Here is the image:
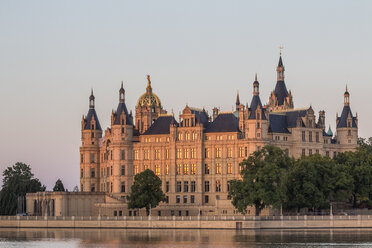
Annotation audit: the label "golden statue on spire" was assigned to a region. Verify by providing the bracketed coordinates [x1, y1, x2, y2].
[147, 74, 151, 86]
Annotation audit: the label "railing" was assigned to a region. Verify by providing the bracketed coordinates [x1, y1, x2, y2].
[1, 215, 372, 222]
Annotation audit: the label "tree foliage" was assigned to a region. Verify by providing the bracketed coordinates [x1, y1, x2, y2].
[334, 141, 372, 207]
[229, 145, 291, 215]
[53, 179, 65, 192]
[285, 155, 353, 211]
[0, 162, 45, 215]
[126, 169, 166, 215]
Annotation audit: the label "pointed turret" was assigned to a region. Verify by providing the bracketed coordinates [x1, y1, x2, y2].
[277, 56, 285, 81]
[337, 85, 356, 128]
[248, 74, 266, 120]
[235, 90, 240, 111]
[267, 50, 294, 111]
[327, 125, 333, 136]
[336, 85, 358, 147]
[113, 82, 132, 126]
[119, 81, 125, 103]
[84, 89, 102, 130]
[89, 89, 95, 109]
[344, 85, 350, 106]
[253, 73, 259, 96]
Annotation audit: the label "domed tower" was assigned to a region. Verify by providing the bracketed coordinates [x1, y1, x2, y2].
[80, 89, 102, 192]
[135, 75, 166, 133]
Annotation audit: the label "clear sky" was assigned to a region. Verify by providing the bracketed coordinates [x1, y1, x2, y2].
[0, 0, 371, 190]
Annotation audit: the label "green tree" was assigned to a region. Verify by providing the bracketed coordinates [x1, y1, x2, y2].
[0, 162, 45, 215]
[285, 154, 352, 212]
[335, 146, 372, 208]
[229, 145, 291, 216]
[53, 179, 65, 192]
[126, 169, 166, 216]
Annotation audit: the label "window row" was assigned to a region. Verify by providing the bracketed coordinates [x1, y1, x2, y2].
[134, 149, 169, 160]
[88, 182, 126, 193]
[143, 137, 170, 143]
[177, 132, 198, 141]
[204, 135, 235, 141]
[174, 181, 197, 193]
[301, 131, 321, 143]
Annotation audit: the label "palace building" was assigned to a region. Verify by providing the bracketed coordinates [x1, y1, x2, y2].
[27, 54, 359, 217]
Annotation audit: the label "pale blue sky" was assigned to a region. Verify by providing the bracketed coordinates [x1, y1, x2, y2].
[0, 0, 371, 189]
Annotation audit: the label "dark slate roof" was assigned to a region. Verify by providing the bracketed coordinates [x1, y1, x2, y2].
[143, 116, 178, 135]
[268, 114, 290, 133]
[285, 110, 307, 128]
[205, 113, 240, 133]
[248, 95, 267, 120]
[268, 110, 307, 134]
[191, 108, 209, 125]
[113, 102, 132, 125]
[337, 105, 357, 128]
[274, 81, 289, 106]
[84, 109, 102, 130]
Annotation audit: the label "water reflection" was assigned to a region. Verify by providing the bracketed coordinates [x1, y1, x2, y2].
[1, 228, 372, 247]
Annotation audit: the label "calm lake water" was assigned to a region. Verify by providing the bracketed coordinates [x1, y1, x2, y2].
[1, 228, 372, 247]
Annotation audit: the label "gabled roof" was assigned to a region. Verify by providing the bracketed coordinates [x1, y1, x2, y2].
[143, 116, 178, 135]
[337, 105, 357, 128]
[113, 102, 132, 125]
[205, 113, 240, 133]
[268, 114, 290, 133]
[84, 109, 102, 130]
[274, 81, 289, 106]
[248, 95, 267, 120]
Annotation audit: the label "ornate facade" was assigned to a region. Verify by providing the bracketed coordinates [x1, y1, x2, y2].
[79, 55, 358, 216]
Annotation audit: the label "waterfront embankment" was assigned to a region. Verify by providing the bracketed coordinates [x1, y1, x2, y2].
[1, 215, 372, 229]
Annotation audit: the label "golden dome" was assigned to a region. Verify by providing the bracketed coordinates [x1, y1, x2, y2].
[136, 75, 162, 107]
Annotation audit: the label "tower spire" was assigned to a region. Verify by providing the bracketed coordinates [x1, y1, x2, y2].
[253, 74, 259, 96]
[119, 81, 125, 103]
[89, 89, 95, 109]
[236, 90, 240, 111]
[344, 84, 350, 106]
[277, 46, 285, 81]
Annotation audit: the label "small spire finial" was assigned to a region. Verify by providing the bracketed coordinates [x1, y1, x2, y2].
[236, 90, 240, 109]
[255, 72, 258, 81]
[121, 81, 123, 88]
[147, 74, 151, 86]
[280, 46, 284, 56]
[91, 88, 93, 96]
[346, 84, 348, 92]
